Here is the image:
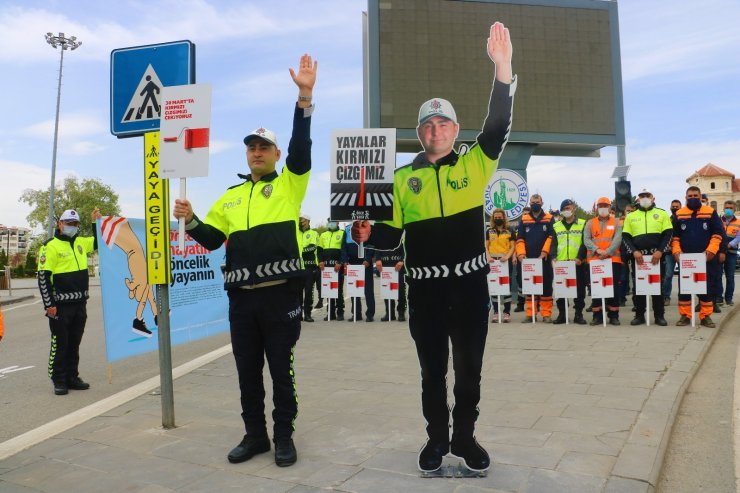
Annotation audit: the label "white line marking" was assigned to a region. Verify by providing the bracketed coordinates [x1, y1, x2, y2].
[3, 299, 42, 311]
[0, 343, 233, 460]
[0, 365, 34, 376]
[381, 193, 392, 206]
[330, 193, 343, 206]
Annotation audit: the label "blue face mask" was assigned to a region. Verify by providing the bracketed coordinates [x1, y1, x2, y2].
[62, 225, 79, 237]
[725, 208, 735, 217]
[327, 222, 338, 231]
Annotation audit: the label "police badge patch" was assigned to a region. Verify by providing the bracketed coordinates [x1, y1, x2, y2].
[77, 245, 83, 254]
[262, 184, 273, 199]
[40, 255, 46, 266]
[408, 177, 422, 194]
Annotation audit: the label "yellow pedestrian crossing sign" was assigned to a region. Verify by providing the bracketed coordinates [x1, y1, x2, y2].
[110, 40, 195, 137]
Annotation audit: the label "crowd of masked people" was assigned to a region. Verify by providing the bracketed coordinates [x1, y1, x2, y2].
[483, 186, 739, 328]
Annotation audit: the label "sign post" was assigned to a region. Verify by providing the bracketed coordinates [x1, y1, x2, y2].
[111, 40, 196, 429]
[678, 253, 707, 328]
[521, 259, 543, 325]
[330, 128, 396, 256]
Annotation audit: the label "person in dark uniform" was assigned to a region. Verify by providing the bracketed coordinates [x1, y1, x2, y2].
[172, 54, 317, 467]
[37, 207, 101, 395]
[341, 225, 375, 322]
[376, 243, 407, 321]
[352, 22, 515, 473]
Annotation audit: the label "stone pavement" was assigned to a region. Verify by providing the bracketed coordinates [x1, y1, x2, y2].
[0, 299, 737, 493]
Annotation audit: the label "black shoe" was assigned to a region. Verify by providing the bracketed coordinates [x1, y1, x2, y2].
[552, 314, 566, 325]
[655, 317, 668, 326]
[573, 313, 587, 325]
[314, 301, 323, 309]
[586, 305, 593, 312]
[398, 312, 406, 322]
[664, 297, 671, 306]
[631, 306, 636, 312]
[228, 435, 271, 464]
[336, 314, 344, 321]
[676, 315, 691, 326]
[727, 300, 735, 306]
[630, 317, 645, 326]
[323, 315, 329, 321]
[365, 317, 374, 322]
[590, 317, 603, 326]
[713, 303, 722, 314]
[380, 314, 396, 322]
[132, 318, 153, 338]
[450, 435, 490, 472]
[513, 304, 524, 313]
[303, 315, 314, 322]
[700, 316, 716, 328]
[68, 377, 90, 390]
[53, 382, 68, 395]
[418, 439, 449, 472]
[609, 317, 621, 326]
[274, 438, 297, 467]
[619, 300, 626, 307]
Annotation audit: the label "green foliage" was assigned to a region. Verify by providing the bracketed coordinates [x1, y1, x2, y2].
[0, 248, 7, 268]
[20, 176, 121, 236]
[24, 251, 37, 273]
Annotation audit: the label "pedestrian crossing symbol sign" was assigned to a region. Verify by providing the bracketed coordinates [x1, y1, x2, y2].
[110, 40, 195, 137]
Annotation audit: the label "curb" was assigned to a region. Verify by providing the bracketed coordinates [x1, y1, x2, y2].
[0, 295, 35, 306]
[609, 303, 740, 492]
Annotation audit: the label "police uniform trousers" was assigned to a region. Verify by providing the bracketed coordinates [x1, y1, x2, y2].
[631, 257, 666, 318]
[48, 301, 87, 385]
[408, 271, 489, 441]
[678, 256, 719, 320]
[302, 266, 319, 315]
[228, 281, 301, 440]
[556, 262, 587, 314]
[349, 262, 375, 320]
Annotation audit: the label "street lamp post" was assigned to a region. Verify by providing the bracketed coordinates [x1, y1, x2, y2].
[45, 32, 81, 239]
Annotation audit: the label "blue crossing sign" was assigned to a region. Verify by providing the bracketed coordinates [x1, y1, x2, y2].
[110, 40, 195, 137]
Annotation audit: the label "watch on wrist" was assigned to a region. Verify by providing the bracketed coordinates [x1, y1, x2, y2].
[298, 95, 312, 102]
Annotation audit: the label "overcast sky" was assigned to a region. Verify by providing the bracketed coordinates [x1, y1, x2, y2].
[1, 0, 739, 231]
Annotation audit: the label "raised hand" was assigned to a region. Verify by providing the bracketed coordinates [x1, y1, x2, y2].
[487, 22, 513, 83]
[289, 53, 318, 91]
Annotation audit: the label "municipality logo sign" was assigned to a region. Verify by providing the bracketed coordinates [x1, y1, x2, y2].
[484, 169, 529, 220]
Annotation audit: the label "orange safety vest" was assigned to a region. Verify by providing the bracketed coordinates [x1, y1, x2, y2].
[586, 215, 622, 264]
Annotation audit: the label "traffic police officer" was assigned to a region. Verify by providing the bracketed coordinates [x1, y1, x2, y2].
[673, 186, 724, 327]
[319, 220, 345, 320]
[37, 207, 100, 395]
[552, 199, 587, 324]
[352, 22, 515, 473]
[173, 54, 317, 467]
[621, 188, 672, 326]
[299, 212, 319, 322]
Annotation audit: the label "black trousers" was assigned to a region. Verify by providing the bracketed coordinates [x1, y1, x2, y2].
[48, 302, 87, 384]
[556, 263, 587, 314]
[228, 282, 301, 440]
[349, 263, 375, 320]
[302, 267, 319, 315]
[408, 271, 489, 441]
[631, 258, 665, 318]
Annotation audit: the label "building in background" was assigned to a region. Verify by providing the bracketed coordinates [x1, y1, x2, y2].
[0, 225, 32, 257]
[686, 163, 740, 213]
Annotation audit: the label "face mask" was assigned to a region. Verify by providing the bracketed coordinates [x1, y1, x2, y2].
[560, 210, 573, 219]
[530, 203, 542, 214]
[493, 218, 504, 226]
[670, 207, 679, 213]
[725, 209, 735, 217]
[639, 198, 652, 208]
[327, 222, 338, 231]
[597, 207, 610, 218]
[62, 225, 79, 237]
[686, 198, 702, 210]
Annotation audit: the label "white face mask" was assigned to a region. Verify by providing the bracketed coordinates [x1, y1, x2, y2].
[639, 197, 652, 208]
[62, 225, 79, 237]
[597, 207, 610, 218]
[560, 210, 573, 219]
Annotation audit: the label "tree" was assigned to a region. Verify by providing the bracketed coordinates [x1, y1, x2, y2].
[20, 176, 121, 236]
[0, 248, 7, 268]
[24, 251, 37, 274]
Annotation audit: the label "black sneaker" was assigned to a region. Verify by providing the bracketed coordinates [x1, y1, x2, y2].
[609, 317, 621, 326]
[132, 318, 153, 338]
[68, 377, 90, 390]
[228, 435, 271, 464]
[630, 316, 646, 326]
[53, 382, 68, 395]
[418, 439, 449, 472]
[274, 438, 297, 467]
[450, 435, 490, 472]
